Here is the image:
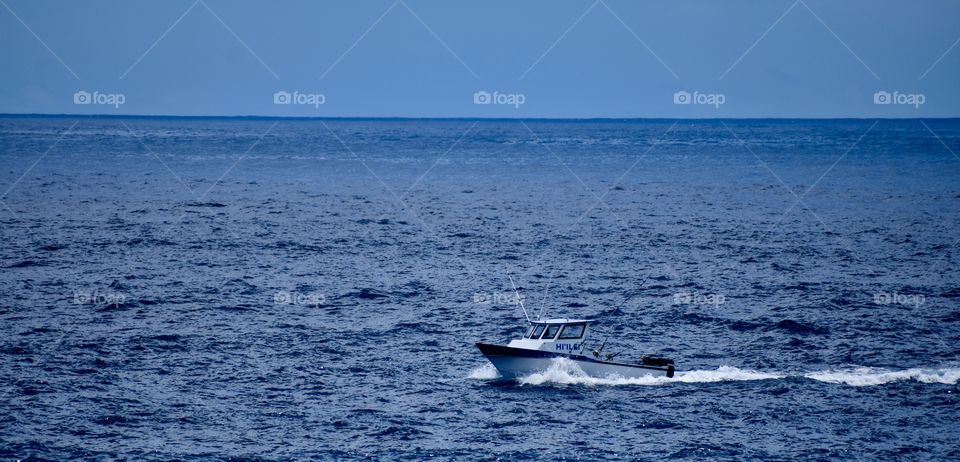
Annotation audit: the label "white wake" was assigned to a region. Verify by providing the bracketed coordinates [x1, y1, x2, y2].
[468, 358, 960, 387]
[517, 358, 781, 386]
[804, 367, 960, 387]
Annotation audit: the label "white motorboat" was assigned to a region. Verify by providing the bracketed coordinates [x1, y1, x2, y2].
[476, 318, 675, 379]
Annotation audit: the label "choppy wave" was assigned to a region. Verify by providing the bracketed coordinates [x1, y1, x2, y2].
[6, 118, 960, 460]
[469, 359, 960, 387]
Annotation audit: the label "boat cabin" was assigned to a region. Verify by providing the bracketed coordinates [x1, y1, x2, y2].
[507, 319, 592, 354]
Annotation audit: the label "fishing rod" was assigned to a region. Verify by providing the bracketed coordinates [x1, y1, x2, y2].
[592, 279, 647, 359]
[508, 275, 530, 323]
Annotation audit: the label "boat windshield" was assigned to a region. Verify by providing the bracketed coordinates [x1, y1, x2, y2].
[542, 324, 560, 339]
[558, 323, 586, 339]
[530, 324, 546, 339]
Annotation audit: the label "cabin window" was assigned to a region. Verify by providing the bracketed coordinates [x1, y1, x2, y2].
[525, 325, 535, 338]
[558, 323, 586, 339]
[530, 324, 546, 339]
[542, 324, 560, 339]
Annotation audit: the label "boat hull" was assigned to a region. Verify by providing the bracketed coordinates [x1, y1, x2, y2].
[476, 343, 674, 379]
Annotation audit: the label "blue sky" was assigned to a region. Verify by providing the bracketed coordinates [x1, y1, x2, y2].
[1, 0, 958, 118]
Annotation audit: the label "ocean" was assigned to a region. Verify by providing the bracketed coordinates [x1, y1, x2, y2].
[1, 116, 958, 461]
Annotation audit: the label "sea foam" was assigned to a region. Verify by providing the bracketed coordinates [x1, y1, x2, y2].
[804, 367, 960, 387]
[469, 359, 960, 387]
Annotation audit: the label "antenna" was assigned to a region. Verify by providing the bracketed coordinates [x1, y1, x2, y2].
[509, 276, 531, 323]
[537, 285, 547, 321]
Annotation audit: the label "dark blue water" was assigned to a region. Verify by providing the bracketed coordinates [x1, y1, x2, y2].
[1, 117, 958, 461]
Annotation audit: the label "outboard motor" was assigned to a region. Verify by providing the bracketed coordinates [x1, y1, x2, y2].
[638, 356, 676, 378]
[639, 355, 675, 367]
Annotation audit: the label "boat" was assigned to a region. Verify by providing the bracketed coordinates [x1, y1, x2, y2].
[476, 318, 675, 379]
